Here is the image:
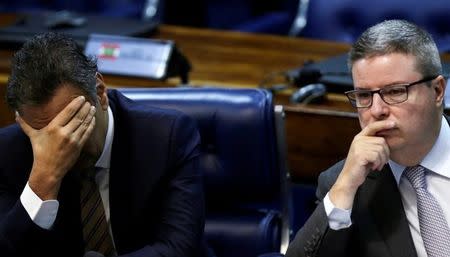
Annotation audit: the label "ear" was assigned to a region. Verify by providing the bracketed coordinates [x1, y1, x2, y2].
[95, 72, 109, 111]
[434, 75, 446, 108]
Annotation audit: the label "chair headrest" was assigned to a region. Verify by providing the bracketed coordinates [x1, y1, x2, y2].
[119, 87, 281, 202]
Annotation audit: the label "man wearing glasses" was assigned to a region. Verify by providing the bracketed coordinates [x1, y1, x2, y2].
[286, 20, 449, 257]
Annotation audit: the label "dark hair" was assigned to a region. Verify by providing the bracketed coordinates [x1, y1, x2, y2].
[348, 19, 442, 77]
[6, 32, 98, 111]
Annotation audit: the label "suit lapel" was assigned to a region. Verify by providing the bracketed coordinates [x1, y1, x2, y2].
[107, 97, 129, 254]
[366, 166, 417, 257]
[107, 93, 148, 254]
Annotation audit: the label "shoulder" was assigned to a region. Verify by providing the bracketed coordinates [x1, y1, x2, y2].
[107, 89, 199, 149]
[0, 124, 32, 187]
[0, 124, 29, 155]
[108, 88, 193, 124]
[316, 160, 345, 199]
[0, 123, 24, 140]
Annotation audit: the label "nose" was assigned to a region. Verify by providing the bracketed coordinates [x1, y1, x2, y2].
[370, 93, 389, 119]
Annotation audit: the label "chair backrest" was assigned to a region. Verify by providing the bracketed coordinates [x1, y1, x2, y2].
[118, 87, 290, 257]
[295, 0, 450, 52]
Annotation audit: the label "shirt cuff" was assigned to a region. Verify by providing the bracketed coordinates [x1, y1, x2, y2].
[323, 192, 352, 230]
[20, 182, 59, 230]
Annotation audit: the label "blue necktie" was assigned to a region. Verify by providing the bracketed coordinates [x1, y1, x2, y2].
[404, 165, 450, 257]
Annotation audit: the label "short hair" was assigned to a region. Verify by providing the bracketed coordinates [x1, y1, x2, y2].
[348, 19, 442, 77]
[6, 32, 98, 111]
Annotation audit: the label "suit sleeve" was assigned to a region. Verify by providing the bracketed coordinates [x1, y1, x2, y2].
[285, 160, 354, 257]
[0, 181, 59, 257]
[0, 127, 61, 257]
[119, 114, 204, 257]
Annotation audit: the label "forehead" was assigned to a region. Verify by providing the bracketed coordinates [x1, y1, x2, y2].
[20, 85, 87, 129]
[352, 53, 421, 89]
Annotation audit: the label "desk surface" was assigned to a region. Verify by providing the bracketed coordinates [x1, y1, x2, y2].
[0, 24, 351, 85]
[0, 15, 360, 181]
[152, 25, 351, 87]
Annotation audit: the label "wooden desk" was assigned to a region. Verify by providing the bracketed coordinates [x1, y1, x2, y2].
[284, 106, 359, 182]
[152, 25, 351, 87]
[0, 25, 351, 86]
[0, 17, 358, 182]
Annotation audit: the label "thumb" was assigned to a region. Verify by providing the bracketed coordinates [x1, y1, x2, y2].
[16, 112, 35, 136]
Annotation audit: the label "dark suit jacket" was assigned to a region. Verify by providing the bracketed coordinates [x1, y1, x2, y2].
[286, 161, 418, 257]
[288, 116, 450, 256]
[0, 89, 206, 257]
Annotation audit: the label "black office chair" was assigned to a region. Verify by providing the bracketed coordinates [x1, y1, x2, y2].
[118, 87, 291, 257]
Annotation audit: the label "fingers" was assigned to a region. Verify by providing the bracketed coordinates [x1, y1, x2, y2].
[331, 121, 393, 209]
[65, 102, 95, 133]
[356, 120, 394, 170]
[351, 134, 390, 171]
[364, 139, 390, 171]
[72, 106, 96, 142]
[31, 94, 96, 147]
[79, 117, 96, 146]
[360, 120, 396, 136]
[16, 112, 35, 136]
[380, 140, 390, 169]
[51, 96, 86, 127]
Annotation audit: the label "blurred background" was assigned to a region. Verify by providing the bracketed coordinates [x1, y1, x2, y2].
[3, 0, 450, 50]
[0, 0, 299, 34]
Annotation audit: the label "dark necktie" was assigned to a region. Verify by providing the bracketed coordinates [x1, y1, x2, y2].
[403, 165, 450, 257]
[80, 168, 115, 256]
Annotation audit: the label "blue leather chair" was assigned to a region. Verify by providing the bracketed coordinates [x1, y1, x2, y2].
[292, 0, 450, 52]
[119, 87, 291, 257]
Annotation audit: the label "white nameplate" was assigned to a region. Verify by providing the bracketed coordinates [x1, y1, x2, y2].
[84, 34, 173, 79]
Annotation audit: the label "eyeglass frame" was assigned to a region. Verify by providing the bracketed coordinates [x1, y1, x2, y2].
[345, 75, 439, 108]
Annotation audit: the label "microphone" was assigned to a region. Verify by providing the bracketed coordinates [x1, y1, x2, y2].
[291, 66, 322, 87]
[258, 64, 351, 94]
[290, 66, 350, 88]
[287, 66, 351, 103]
[84, 251, 105, 257]
[290, 83, 327, 104]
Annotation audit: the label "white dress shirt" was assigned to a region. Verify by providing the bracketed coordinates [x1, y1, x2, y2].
[324, 117, 450, 257]
[20, 107, 115, 230]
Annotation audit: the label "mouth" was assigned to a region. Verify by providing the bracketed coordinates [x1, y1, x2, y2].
[376, 128, 396, 137]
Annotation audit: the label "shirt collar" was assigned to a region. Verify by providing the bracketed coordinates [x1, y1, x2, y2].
[95, 106, 114, 169]
[390, 116, 450, 185]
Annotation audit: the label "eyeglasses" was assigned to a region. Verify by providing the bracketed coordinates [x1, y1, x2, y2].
[345, 75, 438, 108]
